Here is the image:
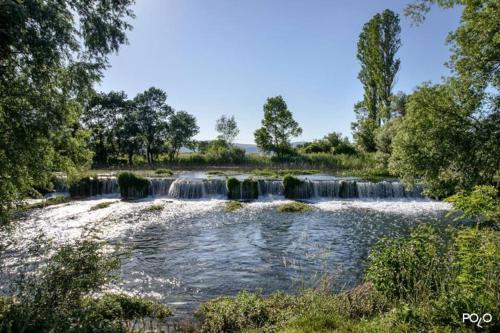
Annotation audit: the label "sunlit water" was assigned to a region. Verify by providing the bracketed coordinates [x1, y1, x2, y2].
[0, 197, 451, 317]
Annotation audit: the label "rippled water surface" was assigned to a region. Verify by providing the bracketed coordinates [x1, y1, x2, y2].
[0, 197, 451, 316]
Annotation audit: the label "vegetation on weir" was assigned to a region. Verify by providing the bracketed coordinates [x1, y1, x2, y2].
[154, 168, 174, 176]
[89, 201, 116, 211]
[225, 201, 244, 212]
[277, 201, 314, 213]
[117, 172, 150, 200]
[18, 196, 71, 212]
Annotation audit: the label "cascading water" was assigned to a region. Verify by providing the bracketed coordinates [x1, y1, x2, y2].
[258, 180, 284, 197]
[168, 178, 206, 199]
[149, 178, 175, 196]
[64, 175, 424, 200]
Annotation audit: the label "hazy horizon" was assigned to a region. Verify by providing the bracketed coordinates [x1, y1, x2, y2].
[98, 0, 461, 144]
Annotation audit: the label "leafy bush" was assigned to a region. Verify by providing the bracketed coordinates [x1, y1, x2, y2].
[283, 175, 312, 199]
[445, 185, 499, 226]
[277, 201, 314, 213]
[0, 239, 172, 332]
[117, 172, 150, 200]
[366, 225, 449, 303]
[227, 177, 241, 200]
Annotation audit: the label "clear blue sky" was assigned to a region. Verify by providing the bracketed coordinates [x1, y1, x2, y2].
[98, 0, 461, 144]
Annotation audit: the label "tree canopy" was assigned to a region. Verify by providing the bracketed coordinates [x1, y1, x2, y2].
[0, 0, 135, 222]
[254, 96, 302, 159]
[215, 115, 239, 145]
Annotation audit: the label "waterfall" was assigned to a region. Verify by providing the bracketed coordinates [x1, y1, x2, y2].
[69, 177, 119, 197]
[258, 180, 284, 197]
[205, 179, 228, 197]
[357, 181, 423, 198]
[168, 178, 206, 199]
[149, 178, 175, 196]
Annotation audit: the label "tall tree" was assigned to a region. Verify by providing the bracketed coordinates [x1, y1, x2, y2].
[0, 0, 134, 222]
[165, 111, 199, 161]
[254, 96, 302, 159]
[215, 115, 239, 145]
[116, 101, 142, 166]
[390, 0, 500, 196]
[134, 87, 172, 164]
[83, 91, 128, 166]
[353, 9, 401, 151]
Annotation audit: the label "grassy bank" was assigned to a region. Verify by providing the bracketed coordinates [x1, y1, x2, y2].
[195, 225, 500, 332]
[87, 152, 388, 178]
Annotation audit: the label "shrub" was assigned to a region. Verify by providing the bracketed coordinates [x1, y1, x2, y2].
[227, 177, 241, 200]
[242, 179, 259, 200]
[0, 239, 172, 332]
[445, 185, 499, 226]
[283, 175, 312, 199]
[154, 168, 173, 176]
[277, 201, 314, 213]
[117, 172, 150, 200]
[365, 225, 449, 303]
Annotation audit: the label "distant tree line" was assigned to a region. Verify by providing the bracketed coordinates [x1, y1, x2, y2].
[83, 87, 199, 165]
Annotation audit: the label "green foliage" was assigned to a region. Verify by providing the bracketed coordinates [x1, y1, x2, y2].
[225, 201, 244, 212]
[254, 96, 302, 159]
[0, 239, 171, 332]
[90, 201, 115, 211]
[0, 0, 134, 223]
[144, 204, 164, 212]
[205, 139, 246, 164]
[445, 185, 499, 225]
[389, 83, 498, 198]
[242, 179, 259, 200]
[18, 196, 71, 211]
[251, 169, 320, 178]
[227, 177, 242, 200]
[134, 87, 173, 164]
[366, 225, 499, 331]
[283, 175, 309, 199]
[353, 9, 401, 151]
[277, 201, 314, 213]
[165, 111, 200, 161]
[215, 115, 240, 144]
[366, 225, 449, 302]
[154, 168, 174, 176]
[117, 172, 150, 200]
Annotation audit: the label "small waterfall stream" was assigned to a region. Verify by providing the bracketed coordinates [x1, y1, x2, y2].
[63, 176, 424, 200]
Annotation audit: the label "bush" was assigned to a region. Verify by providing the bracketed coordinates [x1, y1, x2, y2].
[0, 239, 172, 332]
[445, 185, 499, 226]
[242, 179, 259, 200]
[283, 175, 312, 199]
[366, 225, 449, 303]
[227, 177, 241, 200]
[117, 172, 150, 200]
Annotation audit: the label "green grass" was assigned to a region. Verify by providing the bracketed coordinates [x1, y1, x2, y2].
[154, 168, 173, 176]
[89, 201, 116, 211]
[251, 168, 321, 178]
[277, 201, 314, 213]
[225, 201, 244, 212]
[144, 204, 163, 212]
[207, 170, 227, 176]
[19, 196, 71, 211]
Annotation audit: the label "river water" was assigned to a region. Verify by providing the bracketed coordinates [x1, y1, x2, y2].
[0, 196, 451, 317]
